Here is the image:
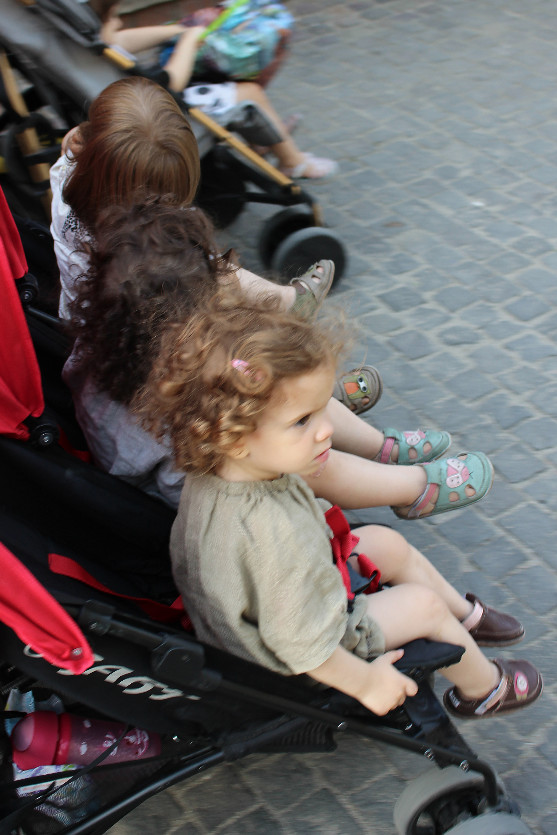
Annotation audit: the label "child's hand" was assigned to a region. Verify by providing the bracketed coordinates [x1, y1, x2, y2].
[180, 24, 207, 44]
[358, 650, 418, 715]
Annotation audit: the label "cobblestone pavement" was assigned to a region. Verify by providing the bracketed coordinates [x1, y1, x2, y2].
[110, 1, 557, 832]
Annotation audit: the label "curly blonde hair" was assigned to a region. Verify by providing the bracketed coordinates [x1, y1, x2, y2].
[135, 289, 344, 474]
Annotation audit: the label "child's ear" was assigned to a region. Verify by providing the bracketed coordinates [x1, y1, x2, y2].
[228, 441, 249, 459]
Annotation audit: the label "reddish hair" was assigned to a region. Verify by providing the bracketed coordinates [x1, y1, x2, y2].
[63, 77, 200, 230]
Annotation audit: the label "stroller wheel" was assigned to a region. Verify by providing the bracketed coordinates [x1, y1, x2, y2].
[443, 812, 534, 834]
[393, 765, 510, 835]
[258, 205, 315, 267]
[270, 226, 346, 283]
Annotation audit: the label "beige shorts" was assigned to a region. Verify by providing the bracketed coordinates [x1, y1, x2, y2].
[342, 593, 386, 660]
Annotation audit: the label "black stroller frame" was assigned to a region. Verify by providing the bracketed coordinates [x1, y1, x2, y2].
[0, 0, 347, 281]
[0, 208, 535, 834]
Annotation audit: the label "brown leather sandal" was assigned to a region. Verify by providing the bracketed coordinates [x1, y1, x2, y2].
[462, 593, 524, 646]
[444, 658, 542, 719]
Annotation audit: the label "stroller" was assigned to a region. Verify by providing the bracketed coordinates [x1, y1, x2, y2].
[0, 0, 347, 282]
[0, 186, 536, 834]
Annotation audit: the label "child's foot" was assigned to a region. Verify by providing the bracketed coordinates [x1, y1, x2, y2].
[280, 153, 338, 180]
[461, 593, 524, 646]
[251, 113, 303, 157]
[290, 259, 335, 318]
[376, 428, 451, 465]
[333, 366, 383, 415]
[444, 658, 542, 718]
[393, 452, 494, 520]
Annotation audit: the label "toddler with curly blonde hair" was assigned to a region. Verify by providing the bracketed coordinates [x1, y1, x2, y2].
[135, 291, 541, 720]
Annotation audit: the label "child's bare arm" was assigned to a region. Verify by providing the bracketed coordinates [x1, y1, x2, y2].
[308, 646, 418, 715]
[101, 19, 190, 54]
[163, 26, 206, 92]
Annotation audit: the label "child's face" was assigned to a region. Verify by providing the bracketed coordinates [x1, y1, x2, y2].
[228, 363, 335, 482]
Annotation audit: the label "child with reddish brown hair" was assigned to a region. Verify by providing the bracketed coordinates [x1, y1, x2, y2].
[88, 0, 337, 179]
[135, 289, 541, 719]
[51, 76, 332, 319]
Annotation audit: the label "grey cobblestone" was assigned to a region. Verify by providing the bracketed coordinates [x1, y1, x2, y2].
[109, 0, 557, 832]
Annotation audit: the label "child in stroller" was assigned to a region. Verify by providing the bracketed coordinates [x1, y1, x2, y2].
[136, 288, 542, 720]
[88, 0, 338, 180]
[64, 195, 493, 515]
[0, 183, 539, 835]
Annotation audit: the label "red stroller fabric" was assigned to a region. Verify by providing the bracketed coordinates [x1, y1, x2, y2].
[0, 541, 94, 673]
[0, 186, 44, 439]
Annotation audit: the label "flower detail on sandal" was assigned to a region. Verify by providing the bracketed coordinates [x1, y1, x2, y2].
[376, 428, 451, 465]
[393, 451, 494, 520]
[333, 366, 383, 415]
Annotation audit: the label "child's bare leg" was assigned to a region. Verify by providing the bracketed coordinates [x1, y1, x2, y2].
[304, 449, 428, 509]
[233, 267, 296, 309]
[235, 82, 333, 176]
[353, 525, 472, 620]
[309, 400, 479, 514]
[327, 397, 435, 461]
[220, 264, 330, 312]
[366, 584, 499, 699]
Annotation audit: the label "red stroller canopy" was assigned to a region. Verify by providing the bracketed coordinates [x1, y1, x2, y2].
[0, 541, 94, 673]
[0, 186, 44, 439]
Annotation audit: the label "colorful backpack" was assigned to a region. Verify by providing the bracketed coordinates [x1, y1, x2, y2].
[161, 1, 294, 84]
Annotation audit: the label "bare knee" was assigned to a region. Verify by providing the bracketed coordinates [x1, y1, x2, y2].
[236, 81, 266, 103]
[358, 525, 413, 581]
[406, 584, 450, 636]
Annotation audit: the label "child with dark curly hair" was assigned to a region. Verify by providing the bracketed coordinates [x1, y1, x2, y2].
[55, 76, 488, 512]
[134, 290, 541, 719]
[67, 198, 496, 516]
[62, 197, 233, 504]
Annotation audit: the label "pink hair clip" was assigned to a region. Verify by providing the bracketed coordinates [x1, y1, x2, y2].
[231, 358, 250, 375]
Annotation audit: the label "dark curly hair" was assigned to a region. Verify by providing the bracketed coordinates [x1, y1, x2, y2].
[69, 196, 234, 405]
[135, 288, 344, 474]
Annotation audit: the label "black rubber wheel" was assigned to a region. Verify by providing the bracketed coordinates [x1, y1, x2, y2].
[445, 813, 533, 834]
[196, 149, 247, 228]
[258, 205, 315, 267]
[394, 767, 494, 835]
[269, 226, 347, 283]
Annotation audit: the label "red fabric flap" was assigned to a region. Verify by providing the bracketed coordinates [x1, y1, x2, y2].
[0, 542, 94, 673]
[49, 553, 190, 628]
[0, 187, 44, 439]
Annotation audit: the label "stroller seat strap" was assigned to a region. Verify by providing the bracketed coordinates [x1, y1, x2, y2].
[48, 553, 191, 629]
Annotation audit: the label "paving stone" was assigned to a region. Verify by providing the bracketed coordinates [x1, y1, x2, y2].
[280, 789, 366, 834]
[491, 445, 546, 483]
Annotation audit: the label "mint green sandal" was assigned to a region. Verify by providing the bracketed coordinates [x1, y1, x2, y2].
[393, 452, 494, 520]
[290, 259, 335, 318]
[376, 428, 451, 465]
